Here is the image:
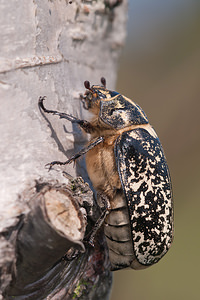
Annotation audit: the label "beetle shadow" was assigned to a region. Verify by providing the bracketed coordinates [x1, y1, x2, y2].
[38, 101, 93, 187]
[63, 123, 92, 185]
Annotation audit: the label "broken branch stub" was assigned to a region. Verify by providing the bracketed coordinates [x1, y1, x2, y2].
[5, 179, 112, 300]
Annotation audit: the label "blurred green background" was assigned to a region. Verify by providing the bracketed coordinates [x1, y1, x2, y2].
[111, 1, 200, 300]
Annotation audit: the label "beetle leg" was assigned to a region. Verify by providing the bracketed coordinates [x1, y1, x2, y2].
[38, 96, 95, 133]
[86, 193, 111, 247]
[46, 136, 104, 171]
[80, 94, 90, 110]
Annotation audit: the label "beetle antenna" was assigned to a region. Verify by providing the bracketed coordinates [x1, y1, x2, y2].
[84, 80, 93, 92]
[84, 80, 90, 89]
[101, 77, 106, 88]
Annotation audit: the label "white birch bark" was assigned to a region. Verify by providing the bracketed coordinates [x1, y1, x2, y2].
[0, 1, 127, 298]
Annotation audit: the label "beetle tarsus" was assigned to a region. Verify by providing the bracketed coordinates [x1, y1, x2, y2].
[45, 160, 73, 171]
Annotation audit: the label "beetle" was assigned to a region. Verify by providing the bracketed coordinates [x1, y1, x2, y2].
[38, 77, 173, 270]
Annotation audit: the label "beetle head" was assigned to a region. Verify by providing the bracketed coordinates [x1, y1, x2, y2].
[80, 77, 118, 111]
[80, 78, 148, 129]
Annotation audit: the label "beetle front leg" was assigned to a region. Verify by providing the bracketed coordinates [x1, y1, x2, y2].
[46, 136, 104, 171]
[38, 96, 95, 134]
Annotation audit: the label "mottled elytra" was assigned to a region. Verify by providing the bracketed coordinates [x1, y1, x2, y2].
[38, 78, 173, 270]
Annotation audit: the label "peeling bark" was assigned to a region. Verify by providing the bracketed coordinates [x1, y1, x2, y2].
[0, 0, 127, 299]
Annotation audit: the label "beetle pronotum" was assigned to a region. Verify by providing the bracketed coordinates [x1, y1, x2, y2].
[38, 78, 173, 270]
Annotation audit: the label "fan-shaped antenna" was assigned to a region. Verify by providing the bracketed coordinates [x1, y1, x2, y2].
[84, 80, 93, 92]
[101, 77, 106, 88]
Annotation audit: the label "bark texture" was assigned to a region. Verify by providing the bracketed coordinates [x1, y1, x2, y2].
[0, 0, 127, 299]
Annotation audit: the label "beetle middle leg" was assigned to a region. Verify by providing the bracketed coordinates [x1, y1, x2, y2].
[46, 136, 104, 170]
[38, 96, 104, 169]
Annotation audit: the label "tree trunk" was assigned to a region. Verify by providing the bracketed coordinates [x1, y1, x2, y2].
[0, 0, 127, 299]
